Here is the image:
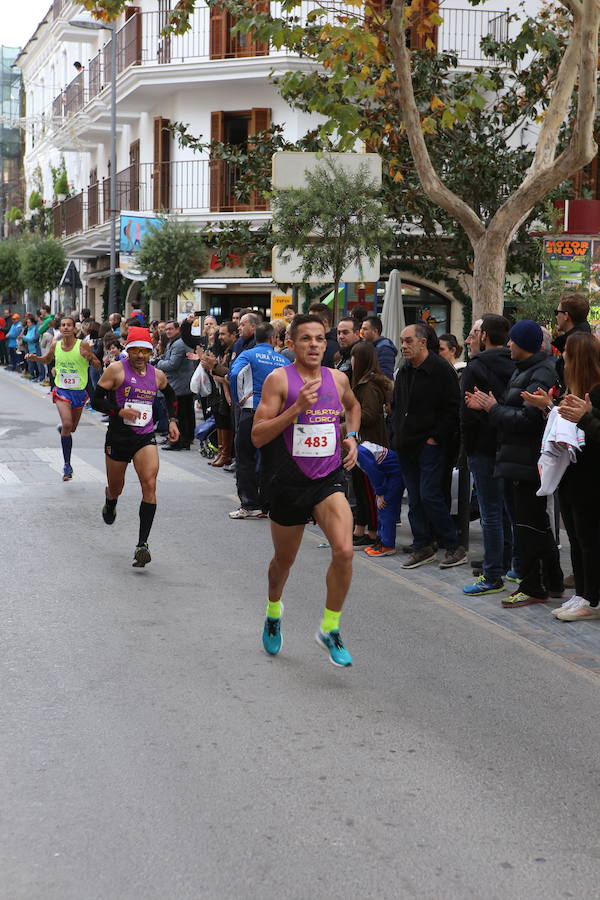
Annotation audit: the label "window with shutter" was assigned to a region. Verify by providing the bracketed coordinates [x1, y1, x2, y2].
[366, 0, 438, 51]
[153, 117, 171, 211]
[209, 111, 226, 210]
[210, 2, 270, 60]
[129, 140, 140, 210]
[123, 6, 142, 69]
[209, 110, 271, 211]
[249, 108, 271, 210]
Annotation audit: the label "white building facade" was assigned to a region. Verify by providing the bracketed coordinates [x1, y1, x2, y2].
[17, 0, 520, 329]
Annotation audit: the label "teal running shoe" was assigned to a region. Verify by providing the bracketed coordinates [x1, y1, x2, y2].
[463, 575, 505, 596]
[62, 464, 73, 481]
[315, 630, 353, 667]
[262, 617, 282, 655]
[505, 570, 520, 583]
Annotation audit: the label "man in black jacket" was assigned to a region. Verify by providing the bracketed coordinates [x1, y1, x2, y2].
[461, 315, 515, 596]
[335, 317, 361, 376]
[392, 323, 466, 569]
[552, 292, 591, 390]
[309, 302, 340, 368]
[466, 319, 563, 608]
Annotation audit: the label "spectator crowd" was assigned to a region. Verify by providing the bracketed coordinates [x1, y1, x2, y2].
[2, 291, 599, 621]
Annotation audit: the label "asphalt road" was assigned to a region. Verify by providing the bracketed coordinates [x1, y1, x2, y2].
[2, 368, 600, 900]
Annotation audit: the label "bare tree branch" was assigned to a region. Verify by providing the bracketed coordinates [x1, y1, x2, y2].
[528, 4, 582, 172]
[558, 0, 583, 18]
[489, 0, 600, 241]
[389, 0, 486, 244]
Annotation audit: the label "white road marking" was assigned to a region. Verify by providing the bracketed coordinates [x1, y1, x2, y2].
[28, 447, 206, 484]
[32, 448, 106, 482]
[0, 464, 20, 484]
[156, 458, 207, 483]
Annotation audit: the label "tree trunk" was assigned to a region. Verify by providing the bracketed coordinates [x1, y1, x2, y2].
[471, 232, 510, 322]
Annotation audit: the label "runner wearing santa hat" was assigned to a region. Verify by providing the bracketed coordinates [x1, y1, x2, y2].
[25, 315, 101, 481]
[92, 326, 180, 567]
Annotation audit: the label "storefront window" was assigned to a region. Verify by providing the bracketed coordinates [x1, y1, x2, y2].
[400, 282, 451, 335]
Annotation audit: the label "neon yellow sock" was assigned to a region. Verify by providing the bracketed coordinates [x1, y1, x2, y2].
[321, 608, 341, 633]
[266, 599, 282, 619]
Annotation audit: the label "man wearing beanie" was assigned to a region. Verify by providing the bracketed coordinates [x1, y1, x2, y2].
[465, 319, 563, 608]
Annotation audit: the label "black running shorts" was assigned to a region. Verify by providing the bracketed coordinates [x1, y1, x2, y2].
[105, 428, 157, 463]
[268, 467, 347, 527]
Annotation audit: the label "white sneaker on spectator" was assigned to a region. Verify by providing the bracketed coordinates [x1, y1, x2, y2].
[551, 595, 581, 618]
[229, 507, 267, 519]
[556, 597, 600, 621]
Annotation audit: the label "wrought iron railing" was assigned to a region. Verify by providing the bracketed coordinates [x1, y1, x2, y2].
[52, 159, 268, 238]
[49, 5, 509, 127]
[439, 8, 509, 63]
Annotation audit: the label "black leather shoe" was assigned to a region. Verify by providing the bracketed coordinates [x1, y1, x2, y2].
[161, 444, 181, 451]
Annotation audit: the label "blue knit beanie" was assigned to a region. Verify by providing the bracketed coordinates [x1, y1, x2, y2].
[509, 319, 543, 354]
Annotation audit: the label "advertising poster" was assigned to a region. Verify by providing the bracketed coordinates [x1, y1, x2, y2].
[119, 211, 164, 278]
[542, 237, 592, 287]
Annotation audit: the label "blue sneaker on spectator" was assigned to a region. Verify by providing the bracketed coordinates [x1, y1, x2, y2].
[463, 575, 505, 596]
[505, 570, 520, 583]
[315, 630, 353, 667]
[262, 617, 282, 655]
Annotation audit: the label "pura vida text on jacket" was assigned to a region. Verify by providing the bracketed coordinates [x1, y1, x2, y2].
[390, 339, 460, 457]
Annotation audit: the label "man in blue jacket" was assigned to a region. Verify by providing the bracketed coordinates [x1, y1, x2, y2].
[7, 314, 23, 371]
[228, 322, 289, 519]
[361, 315, 398, 380]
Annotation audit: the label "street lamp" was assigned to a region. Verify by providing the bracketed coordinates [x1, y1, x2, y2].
[69, 17, 118, 316]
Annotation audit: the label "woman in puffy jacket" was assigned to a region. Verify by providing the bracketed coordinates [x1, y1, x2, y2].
[350, 341, 393, 550]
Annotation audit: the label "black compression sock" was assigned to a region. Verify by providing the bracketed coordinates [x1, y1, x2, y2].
[60, 435, 72, 465]
[138, 501, 156, 546]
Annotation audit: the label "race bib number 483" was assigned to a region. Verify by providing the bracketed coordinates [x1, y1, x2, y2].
[292, 423, 336, 457]
[124, 401, 152, 426]
[58, 371, 81, 389]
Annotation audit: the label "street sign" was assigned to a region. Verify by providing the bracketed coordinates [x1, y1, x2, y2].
[272, 247, 380, 284]
[272, 152, 382, 189]
[271, 294, 293, 318]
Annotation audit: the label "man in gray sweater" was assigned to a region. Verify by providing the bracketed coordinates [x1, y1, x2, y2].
[156, 320, 196, 450]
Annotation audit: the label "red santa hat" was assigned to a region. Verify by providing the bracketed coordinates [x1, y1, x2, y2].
[125, 326, 153, 350]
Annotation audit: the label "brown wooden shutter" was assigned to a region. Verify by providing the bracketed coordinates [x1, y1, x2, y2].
[250, 0, 269, 57]
[209, 111, 226, 211]
[129, 140, 140, 209]
[407, 0, 438, 50]
[123, 6, 142, 68]
[153, 117, 171, 210]
[249, 108, 271, 210]
[210, 7, 227, 59]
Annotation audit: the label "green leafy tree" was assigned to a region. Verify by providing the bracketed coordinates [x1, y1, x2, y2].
[272, 160, 392, 324]
[136, 217, 207, 319]
[19, 237, 66, 301]
[0, 240, 24, 300]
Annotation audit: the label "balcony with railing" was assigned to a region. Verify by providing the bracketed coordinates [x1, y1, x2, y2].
[48, 4, 509, 133]
[439, 7, 509, 65]
[52, 158, 268, 239]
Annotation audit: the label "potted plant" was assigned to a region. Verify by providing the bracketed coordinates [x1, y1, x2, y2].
[6, 206, 24, 224]
[29, 190, 43, 211]
[54, 171, 69, 201]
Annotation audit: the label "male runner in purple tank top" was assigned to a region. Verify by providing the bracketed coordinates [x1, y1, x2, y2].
[252, 315, 361, 667]
[92, 326, 180, 568]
